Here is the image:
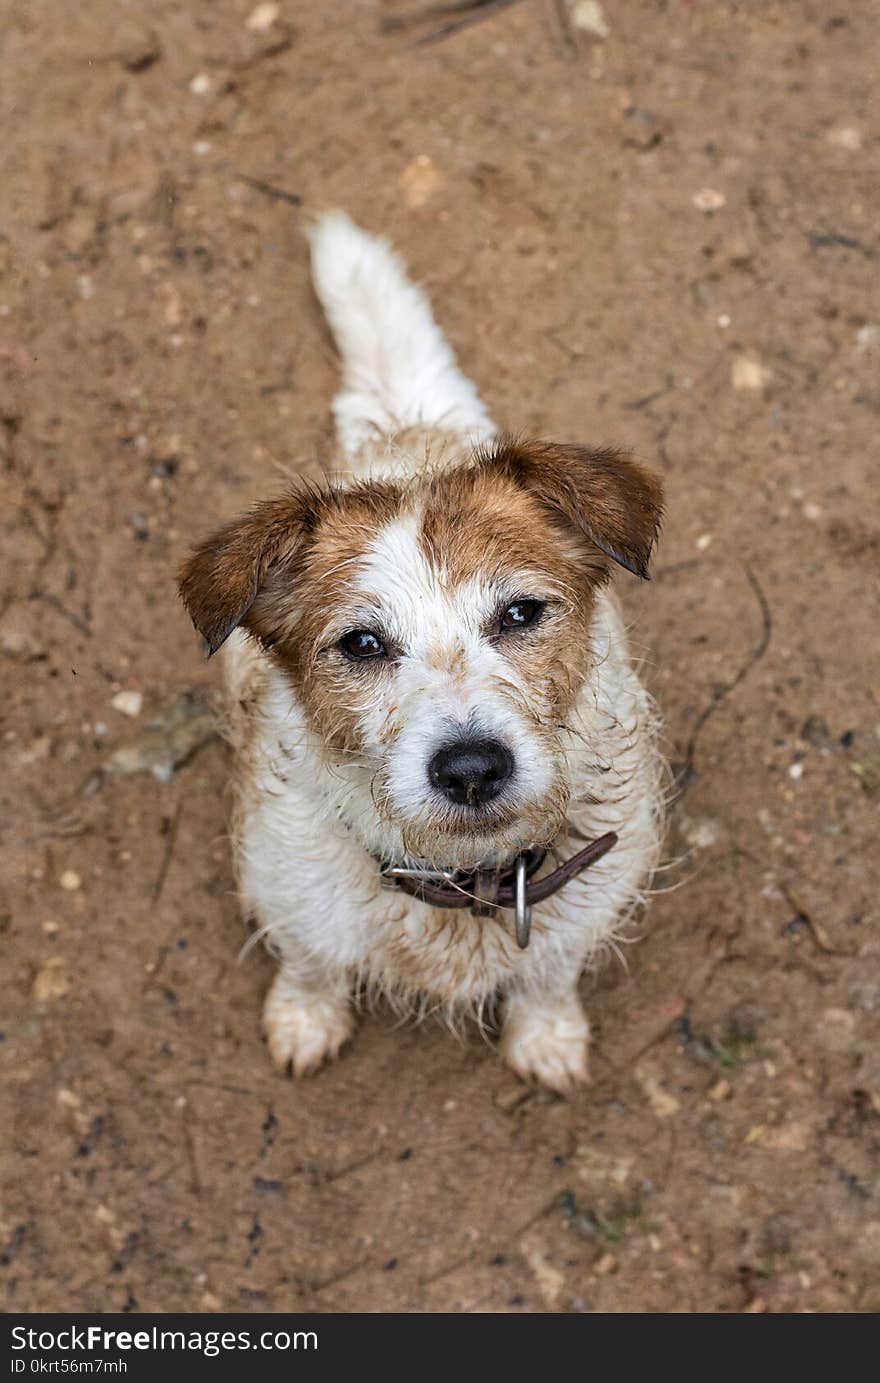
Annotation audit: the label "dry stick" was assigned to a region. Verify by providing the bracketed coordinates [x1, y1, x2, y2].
[381, 0, 524, 46]
[153, 800, 183, 901]
[233, 32, 295, 73]
[623, 375, 676, 412]
[779, 881, 845, 957]
[420, 1189, 559, 1287]
[417, 0, 523, 46]
[323, 1149, 385, 1184]
[29, 591, 92, 637]
[179, 1101, 202, 1195]
[381, 0, 511, 32]
[235, 174, 301, 206]
[310, 1259, 371, 1295]
[675, 561, 772, 797]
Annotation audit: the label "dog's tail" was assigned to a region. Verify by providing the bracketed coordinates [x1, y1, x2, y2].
[306, 211, 495, 458]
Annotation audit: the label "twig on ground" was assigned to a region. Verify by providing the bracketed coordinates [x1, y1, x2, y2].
[152, 801, 183, 902]
[779, 882, 845, 956]
[28, 590, 92, 637]
[381, 0, 524, 47]
[674, 561, 772, 798]
[235, 174, 301, 206]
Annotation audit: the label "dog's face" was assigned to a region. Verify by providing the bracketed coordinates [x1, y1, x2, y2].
[179, 439, 662, 867]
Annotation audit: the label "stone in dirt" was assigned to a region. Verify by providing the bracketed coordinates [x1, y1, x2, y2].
[105, 698, 218, 783]
[568, 1, 609, 38]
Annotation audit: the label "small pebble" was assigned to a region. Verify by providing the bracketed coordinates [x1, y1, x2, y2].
[32, 957, 70, 1002]
[789, 763, 803, 780]
[635, 1066, 680, 1118]
[399, 154, 443, 209]
[568, 0, 609, 37]
[826, 126, 861, 150]
[731, 355, 772, 391]
[59, 870, 81, 891]
[696, 533, 713, 551]
[246, 2, 279, 30]
[111, 690, 143, 718]
[855, 324, 880, 353]
[189, 72, 211, 95]
[692, 188, 726, 213]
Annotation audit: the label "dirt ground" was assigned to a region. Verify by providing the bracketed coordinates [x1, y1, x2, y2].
[1, 0, 878, 1315]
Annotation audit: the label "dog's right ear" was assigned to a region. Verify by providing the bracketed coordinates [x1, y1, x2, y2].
[177, 494, 316, 656]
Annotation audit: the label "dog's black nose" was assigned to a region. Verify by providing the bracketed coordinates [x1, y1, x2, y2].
[429, 738, 514, 807]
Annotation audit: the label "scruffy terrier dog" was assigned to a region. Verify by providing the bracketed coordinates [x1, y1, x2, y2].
[179, 213, 664, 1092]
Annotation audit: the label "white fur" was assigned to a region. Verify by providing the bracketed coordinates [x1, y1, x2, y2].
[219, 214, 664, 1089]
[350, 509, 558, 852]
[306, 211, 495, 463]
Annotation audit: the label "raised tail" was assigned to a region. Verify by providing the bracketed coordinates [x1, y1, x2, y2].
[306, 211, 495, 458]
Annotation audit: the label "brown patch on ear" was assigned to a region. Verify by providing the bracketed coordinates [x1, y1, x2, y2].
[177, 493, 318, 655]
[479, 436, 664, 579]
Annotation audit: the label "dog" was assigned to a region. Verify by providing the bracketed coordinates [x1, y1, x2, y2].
[178, 212, 664, 1092]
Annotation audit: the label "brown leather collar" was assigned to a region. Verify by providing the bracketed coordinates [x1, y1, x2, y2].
[382, 827, 617, 948]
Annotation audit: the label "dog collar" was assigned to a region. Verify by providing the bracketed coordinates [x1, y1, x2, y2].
[381, 829, 617, 950]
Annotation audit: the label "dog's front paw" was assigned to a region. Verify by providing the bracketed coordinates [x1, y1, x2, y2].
[501, 995, 590, 1094]
[263, 977, 354, 1077]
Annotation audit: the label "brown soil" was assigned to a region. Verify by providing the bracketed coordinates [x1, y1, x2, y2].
[2, 0, 878, 1314]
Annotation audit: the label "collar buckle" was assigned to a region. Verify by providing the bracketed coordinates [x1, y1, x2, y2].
[514, 853, 532, 949]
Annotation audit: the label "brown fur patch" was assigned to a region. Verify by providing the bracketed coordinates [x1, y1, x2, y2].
[248, 482, 404, 753]
[475, 436, 664, 579]
[178, 492, 319, 656]
[178, 481, 403, 657]
[420, 462, 607, 599]
[416, 460, 609, 725]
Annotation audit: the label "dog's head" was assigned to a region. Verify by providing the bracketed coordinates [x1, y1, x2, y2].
[179, 438, 662, 867]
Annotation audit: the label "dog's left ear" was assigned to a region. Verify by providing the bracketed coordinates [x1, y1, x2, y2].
[481, 438, 664, 579]
[177, 494, 316, 656]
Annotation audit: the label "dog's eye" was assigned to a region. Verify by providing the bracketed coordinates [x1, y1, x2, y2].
[338, 629, 387, 660]
[499, 599, 544, 633]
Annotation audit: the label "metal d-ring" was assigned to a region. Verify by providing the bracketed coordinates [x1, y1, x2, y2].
[514, 852, 532, 950]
